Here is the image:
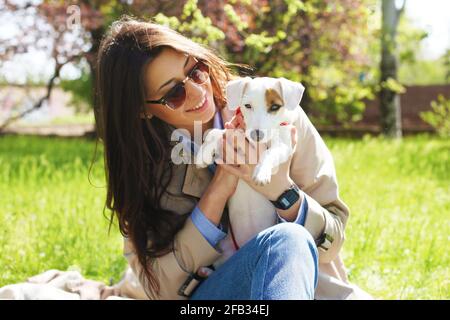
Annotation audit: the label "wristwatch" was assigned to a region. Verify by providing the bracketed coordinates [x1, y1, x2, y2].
[270, 184, 300, 210]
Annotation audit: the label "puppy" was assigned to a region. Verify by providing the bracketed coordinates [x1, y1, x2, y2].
[196, 77, 305, 260]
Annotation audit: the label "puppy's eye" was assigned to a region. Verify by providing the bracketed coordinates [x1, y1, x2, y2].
[244, 103, 252, 109]
[270, 104, 281, 112]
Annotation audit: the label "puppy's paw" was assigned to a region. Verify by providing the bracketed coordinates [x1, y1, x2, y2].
[196, 161, 209, 169]
[196, 144, 218, 168]
[195, 149, 212, 168]
[252, 164, 272, 185]
[196, 129, 223, 168]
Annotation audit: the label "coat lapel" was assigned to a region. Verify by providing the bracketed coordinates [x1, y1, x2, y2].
[181, 164, 213, 199]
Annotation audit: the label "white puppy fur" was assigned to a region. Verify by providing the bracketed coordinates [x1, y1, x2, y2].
[196, 77, 305, 256]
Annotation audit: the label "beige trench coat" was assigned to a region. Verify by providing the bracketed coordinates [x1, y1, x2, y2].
[122, 106, 373, 300]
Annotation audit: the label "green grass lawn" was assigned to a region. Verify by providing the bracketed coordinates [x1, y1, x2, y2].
[0, 134, 448, 299]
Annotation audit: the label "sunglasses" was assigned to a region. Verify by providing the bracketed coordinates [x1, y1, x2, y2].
[146, 58, 210, 110]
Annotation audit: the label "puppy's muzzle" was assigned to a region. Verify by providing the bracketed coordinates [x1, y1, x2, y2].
[250, 129, 265, 142]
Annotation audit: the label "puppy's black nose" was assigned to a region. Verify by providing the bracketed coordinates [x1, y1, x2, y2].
[250, 129, 264, 142]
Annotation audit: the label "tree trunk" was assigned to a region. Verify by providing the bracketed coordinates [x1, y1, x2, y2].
[0, 55, 81, 133]
[380, 0, 405, 138]
[297, 9, 312, 114]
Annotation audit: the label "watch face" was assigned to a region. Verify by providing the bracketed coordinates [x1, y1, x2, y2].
[280, 198, 292, 208]
[276, 186, 300, 210]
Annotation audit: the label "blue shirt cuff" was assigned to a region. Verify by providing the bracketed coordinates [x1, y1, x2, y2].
[191, 205, 227, 248]
[277, 191, 308, 226]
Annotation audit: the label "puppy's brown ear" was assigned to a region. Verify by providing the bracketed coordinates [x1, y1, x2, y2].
[226, 76, 251, 110]
[277, 77, 305, 110]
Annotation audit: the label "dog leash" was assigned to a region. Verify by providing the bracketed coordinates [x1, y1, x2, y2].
[228, 222, 240, 251]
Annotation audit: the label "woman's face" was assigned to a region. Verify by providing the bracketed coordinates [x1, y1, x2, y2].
[142, 47, 216, 133]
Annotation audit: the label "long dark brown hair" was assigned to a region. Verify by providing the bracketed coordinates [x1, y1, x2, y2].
[95, 15, 248, 298]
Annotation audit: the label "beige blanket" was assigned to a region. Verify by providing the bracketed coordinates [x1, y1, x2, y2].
[0, 267, 147, 300]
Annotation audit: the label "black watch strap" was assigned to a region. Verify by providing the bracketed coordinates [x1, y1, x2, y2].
[270, 184, 300, 210]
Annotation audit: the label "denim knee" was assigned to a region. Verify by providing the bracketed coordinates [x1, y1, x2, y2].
[258, 223, 319, 289]
[267, 223, 316, 249]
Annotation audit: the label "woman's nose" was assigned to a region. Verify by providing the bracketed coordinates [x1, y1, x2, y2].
[185, 79, 206, 107]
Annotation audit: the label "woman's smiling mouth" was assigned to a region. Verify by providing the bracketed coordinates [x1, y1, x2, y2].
[187, 95, 208, 112]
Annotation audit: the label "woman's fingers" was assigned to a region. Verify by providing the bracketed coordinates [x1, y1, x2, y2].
[229, 130, 248, 162]
[227, 140, 246, 165]
[228, 131, 247, 165]
[224, 117, 237, 129]
[224, 121, 234, 129]
[227, 129, 252, 164]
[215, 130, 252, 179]
[236, 113, 245, 129]
[228, 129, 268, 165]
[217, 131, 245, 165]
[217, 125, 297, 186]
[224, 111, 245, 130]
[218, 163, 243, 178]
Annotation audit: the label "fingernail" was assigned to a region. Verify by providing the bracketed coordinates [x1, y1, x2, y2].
[235, 107, 241, 115]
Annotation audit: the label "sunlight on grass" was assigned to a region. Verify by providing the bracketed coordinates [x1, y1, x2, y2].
[326, 134, 449, 299]
[0, 134, 448, 299]
[0, 136, 126, 286]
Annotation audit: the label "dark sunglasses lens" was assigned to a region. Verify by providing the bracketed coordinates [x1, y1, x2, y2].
[166, 84, 186, 109]
[191, 62, 209, 84]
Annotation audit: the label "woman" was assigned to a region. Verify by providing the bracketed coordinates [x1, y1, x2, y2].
[96, 16, 370, 300]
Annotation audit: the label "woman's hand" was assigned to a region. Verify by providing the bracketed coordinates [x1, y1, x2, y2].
[220, 111, 298, 201]
[210, 163, 239, 199]
[198, 156, 239, 227]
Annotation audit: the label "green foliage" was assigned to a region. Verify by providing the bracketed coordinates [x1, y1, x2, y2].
[399, 52, 450, 86]
[141, 0, 377, 125]
[98, 0, 131, 29]
[397, 17, 429, 65]
[243, 31, 284, 53]
[246, 0, 375, 125]
[50, 0, 381, 125]
[153, 0, 225, 46]
[380, 77, 406, 94]
[420, 95, 450, 137]
[224, 4, 248, 32]
[46, 0, 445, 126]
[367, 6, 445, 86]
[396, 18, 449, 86]
[399, 60, 448, 85]
[1, 134, 448, 299]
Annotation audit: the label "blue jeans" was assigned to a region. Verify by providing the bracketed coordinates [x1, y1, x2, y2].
[190, 223, 319, 300]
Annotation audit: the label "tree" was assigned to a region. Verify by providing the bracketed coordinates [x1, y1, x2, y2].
[1, 0, 375, 131]
[0, 0, 214, 131]
[195, 0, 376, 125]
[380, 0, 406, 138]
[0, 0, 102, 132]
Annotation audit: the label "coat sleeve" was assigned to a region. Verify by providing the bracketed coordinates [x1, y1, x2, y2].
[123, 216, 222, 300]
[290, 106, 350, 264]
